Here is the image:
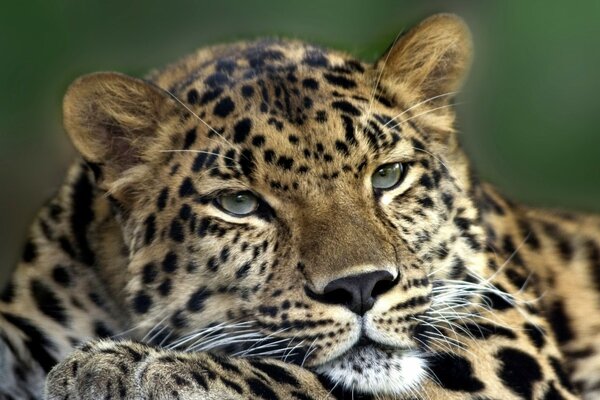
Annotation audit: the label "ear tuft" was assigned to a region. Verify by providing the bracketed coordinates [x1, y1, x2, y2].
[63, 72, 175, 172]
[377, 14, 473, 102]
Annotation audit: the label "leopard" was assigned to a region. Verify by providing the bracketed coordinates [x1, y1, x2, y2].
[1, 13, 599, 400]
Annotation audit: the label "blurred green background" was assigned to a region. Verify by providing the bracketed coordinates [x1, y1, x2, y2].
[2, 1, 600, 286]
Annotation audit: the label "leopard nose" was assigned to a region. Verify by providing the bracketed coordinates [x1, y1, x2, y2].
[310, 270, 396, 315]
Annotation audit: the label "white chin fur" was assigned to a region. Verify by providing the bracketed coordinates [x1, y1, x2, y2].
[315, 345, 426, 395]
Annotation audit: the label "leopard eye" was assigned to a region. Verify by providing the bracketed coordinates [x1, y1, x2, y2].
[372, 162, 405, 190]
[216, 191, 259, 216]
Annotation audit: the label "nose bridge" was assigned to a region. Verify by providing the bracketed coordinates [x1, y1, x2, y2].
[298, 200, 396, 291]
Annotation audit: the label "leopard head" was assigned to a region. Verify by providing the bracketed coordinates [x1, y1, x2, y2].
[63, 14, 480, 396]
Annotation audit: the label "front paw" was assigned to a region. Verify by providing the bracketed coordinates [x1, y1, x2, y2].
[45, 341, 149, 399]
[46, 341, 267, 400]
[46, 340, 331, 400]
[137, 354, 239, 400]
[137, 352, 332, 400]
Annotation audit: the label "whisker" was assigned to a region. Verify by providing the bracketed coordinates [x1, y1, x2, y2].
[233, 338, 293, 357]
[301, 338, 319, 367]
[162, 88, 235, 149]
[158, 330, 173, 347]
[413, 319, 460, 352]
[113, 309, 171, 342]
[283, 338, 305, 363]
[365, 29, 406, 121]
[159, 149, 237, 163]
[187, 330, 261, 353]
[389, 102, 463, 131]
[145, 323, 170, 345]
[484, 233, 531, 284]
[382, 91, 458, 129]
[232, 327, 291, 356]
[168, 321, 255, 350]
[243, 345, 299, 359]
[325, 378, 342, 399]
[413, 146, 464, 190]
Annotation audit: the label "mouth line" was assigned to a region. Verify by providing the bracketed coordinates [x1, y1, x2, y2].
[353, 336, 408, 355]
[313, 335, 409, 369]
[353, 336, 388, 351]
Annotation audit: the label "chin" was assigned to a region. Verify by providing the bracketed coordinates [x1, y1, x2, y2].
[314, 340, 427, 396]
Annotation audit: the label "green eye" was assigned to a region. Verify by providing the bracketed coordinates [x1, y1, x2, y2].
[216, 192, 259, 216]
[372, 162, 405, 190]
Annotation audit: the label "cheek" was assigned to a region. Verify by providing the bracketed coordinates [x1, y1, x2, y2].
[182, 223, 282, 301]
[385, 200, 446, 258]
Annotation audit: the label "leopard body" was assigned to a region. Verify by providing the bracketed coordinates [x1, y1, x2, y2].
[1, 14, 599, 400]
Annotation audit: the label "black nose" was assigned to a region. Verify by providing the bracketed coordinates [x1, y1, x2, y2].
[310, 270, 396, 315]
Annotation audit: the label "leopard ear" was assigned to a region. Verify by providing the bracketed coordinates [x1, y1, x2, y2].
[377, 14, 473, 103]
[63, 72, 178, 188]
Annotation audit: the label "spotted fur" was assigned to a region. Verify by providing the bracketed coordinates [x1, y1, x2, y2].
[1, 14, 598, 400]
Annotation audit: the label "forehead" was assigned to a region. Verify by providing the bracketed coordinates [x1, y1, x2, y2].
[157, 40, 421, 192]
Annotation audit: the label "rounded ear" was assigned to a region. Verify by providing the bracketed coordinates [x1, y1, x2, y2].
[63, 72, 178, 186]
[377, 14, 473, 103]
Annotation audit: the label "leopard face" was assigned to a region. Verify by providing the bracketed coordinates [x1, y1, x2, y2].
[63, 15, 479, 396]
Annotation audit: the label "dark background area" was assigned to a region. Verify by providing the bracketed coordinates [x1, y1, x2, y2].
[2, 1, 600, 286]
